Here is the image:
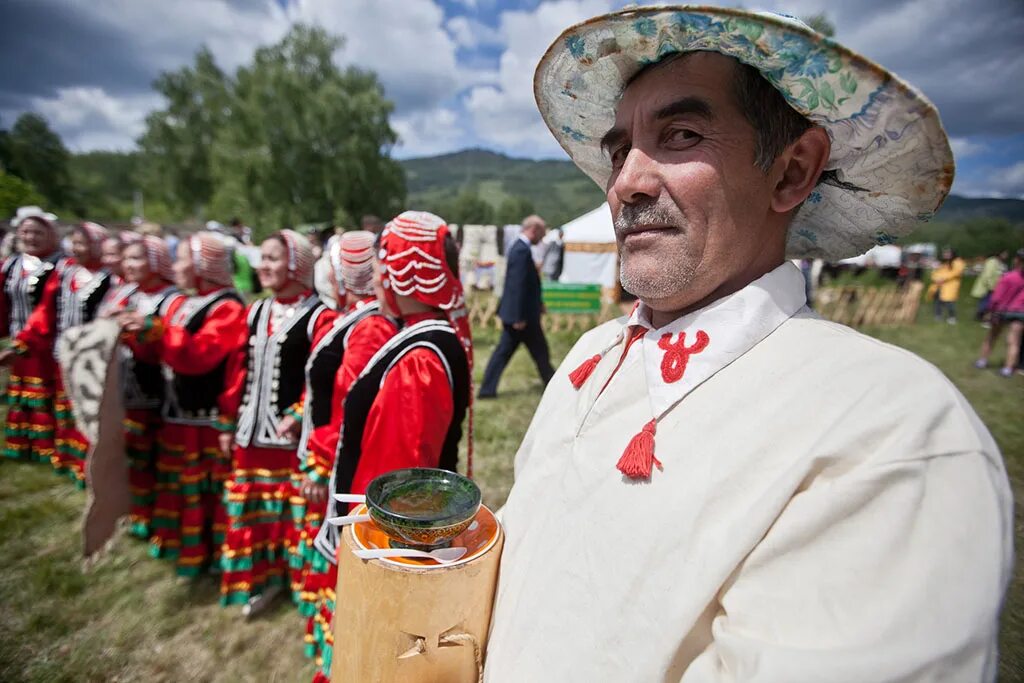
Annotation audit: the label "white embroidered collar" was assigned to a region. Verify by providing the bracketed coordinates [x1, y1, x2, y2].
[625, 262, 807, 420]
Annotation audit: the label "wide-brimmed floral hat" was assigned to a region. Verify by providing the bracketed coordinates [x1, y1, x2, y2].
[534, 5, 954, 260]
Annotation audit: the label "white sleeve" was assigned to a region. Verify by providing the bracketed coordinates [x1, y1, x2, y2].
[681, 451, 1013, 683]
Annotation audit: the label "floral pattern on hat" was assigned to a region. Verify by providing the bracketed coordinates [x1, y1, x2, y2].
[534, 5, 954, 261]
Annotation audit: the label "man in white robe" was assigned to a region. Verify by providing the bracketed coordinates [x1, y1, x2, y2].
[484, 7, 1013, 682]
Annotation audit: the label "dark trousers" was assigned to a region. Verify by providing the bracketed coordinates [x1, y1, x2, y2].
[479, 321, 555, 397]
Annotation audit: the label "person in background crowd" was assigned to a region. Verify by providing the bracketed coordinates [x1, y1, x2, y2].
[127, 232, 246, 578]
[208, 220, 258, 297]
[975, 249, 1024, 378]
[101, 237, 125, 283]
[0, 207, 63, 466]
[313, 233, 339, 310]
[216, 230, 332, 617]
[293, 231, 398, 668]
[478, 214, 555, 398]
[10, 221, 113, 486]
[360, 214, 384, 235]
[112, 236, 179, 538]
[929, 247, 965, 324]
[541, 225, 565, 281]
[971, 250, 1009, 324]
[312, 211, 473, 683]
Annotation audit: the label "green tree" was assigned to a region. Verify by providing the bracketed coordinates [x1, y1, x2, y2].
[496, 195, 535, 225]
[802, 13, 836, 38]
[0, 170, 45, 219]
[440, 189, 494, 225]
[6, 113, 72, 208]
[139, 47, 231, 217]
[210, 25, 404, 235]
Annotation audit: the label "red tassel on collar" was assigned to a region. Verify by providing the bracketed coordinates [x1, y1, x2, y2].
[616, 419, 662, 480]
[568, 354, 602, 389]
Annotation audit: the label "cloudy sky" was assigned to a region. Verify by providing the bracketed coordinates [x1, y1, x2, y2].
[1, 0, 1022, 197]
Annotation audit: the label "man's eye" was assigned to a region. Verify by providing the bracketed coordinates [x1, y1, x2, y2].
[665, 128, 701, 146]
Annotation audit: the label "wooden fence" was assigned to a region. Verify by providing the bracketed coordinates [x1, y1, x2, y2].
[815, 281, 924, 327]
[467, 282, 925, 334]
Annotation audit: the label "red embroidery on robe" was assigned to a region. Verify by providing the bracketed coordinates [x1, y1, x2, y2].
[657, 330, 709, 383]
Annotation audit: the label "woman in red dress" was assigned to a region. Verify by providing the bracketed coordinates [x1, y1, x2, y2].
[110, 236, 178, 539]
[217, 230, 334, 616]
[289, 231, 398, 661]
[310, 211, 474, 681]
[123, 232, 246, 577]
[7, 221, 114, 485]
[0, 207, 62, 466]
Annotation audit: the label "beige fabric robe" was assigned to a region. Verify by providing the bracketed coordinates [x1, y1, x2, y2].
[484, 278, 1013, 682]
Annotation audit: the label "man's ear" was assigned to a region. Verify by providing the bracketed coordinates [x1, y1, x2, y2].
[770, 126, 831, 214]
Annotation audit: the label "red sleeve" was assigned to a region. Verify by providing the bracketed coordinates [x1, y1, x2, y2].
[213, 303, 254, 426]
[348, 347, 453, 496]
[14, 268, 60, 355]
[160, 298, 247, 375]
[304, 315, 397, 481]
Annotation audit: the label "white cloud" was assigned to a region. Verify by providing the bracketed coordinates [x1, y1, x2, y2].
[950, 137, 987, 160]
[20, 87, 161, 152]
[392, 107, 465, 157]
[464, 0, 612, 156]
[987, 161, 1024, 197]
[446, 16, 504, 50]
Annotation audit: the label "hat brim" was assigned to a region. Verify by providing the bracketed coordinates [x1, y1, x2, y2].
[534, 5, 954, 260]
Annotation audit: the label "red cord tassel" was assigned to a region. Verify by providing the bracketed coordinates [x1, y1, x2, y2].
[568, 354, 602, 389]
[616, 419, 662, 480]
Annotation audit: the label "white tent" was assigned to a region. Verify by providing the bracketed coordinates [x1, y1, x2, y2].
[559, 203, 618, 287]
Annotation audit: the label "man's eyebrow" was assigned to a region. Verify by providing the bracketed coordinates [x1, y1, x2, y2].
[600, 127, 627, 154]
[654, 96, 714, 122]
[601, 96, 714, 155]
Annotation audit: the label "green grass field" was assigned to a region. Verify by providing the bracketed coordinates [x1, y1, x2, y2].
[0, 291, 1020, 682]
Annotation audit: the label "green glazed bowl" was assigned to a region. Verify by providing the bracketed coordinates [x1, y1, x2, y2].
[365, 468, 481, 550]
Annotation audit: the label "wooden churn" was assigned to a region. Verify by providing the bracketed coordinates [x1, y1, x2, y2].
[331, 506, 503, 682]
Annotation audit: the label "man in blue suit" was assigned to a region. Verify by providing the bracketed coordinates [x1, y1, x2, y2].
[479, 215, 555, 398]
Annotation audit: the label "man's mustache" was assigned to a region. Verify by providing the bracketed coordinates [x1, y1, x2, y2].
[613, 199, 685, 235]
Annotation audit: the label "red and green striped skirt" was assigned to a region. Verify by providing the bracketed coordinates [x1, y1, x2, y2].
[53, 373, 88, 488]
[309, 572, 338, 682]
[220, 445, 298, 606]
[288, 475, 331, 619]
[124, 408, 162, 539]
[2, 355, 57, 466]
[149, 422, 229, 578]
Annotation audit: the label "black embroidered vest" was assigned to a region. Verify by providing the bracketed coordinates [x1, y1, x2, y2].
[162, 289, 243, 426]
[234, 294, 324, 449]
[1, 253, 59, 337]
[295, 300, 382, 457]
[316, 319, 470, 561]
[121, 285, 178, 410]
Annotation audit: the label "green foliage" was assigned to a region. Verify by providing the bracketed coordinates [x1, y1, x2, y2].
[0, 170, 44, 218]
[5, 113, 73, 208]
[211, 25, 405, 235]
[138, 47, 230, 216]
[66, 151, 141, 221]
[496, 195, 535, 225]
[401, 148, 605, 227]
[905, 218, 1024, 258]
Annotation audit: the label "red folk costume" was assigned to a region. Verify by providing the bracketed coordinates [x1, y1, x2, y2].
[110, 236, 179, 538]
[0, 209, 62, 466]
[14, 222, 114, 485]
[146, 233, 245, 577]
[309, 211, 474, 680]
[288, 232, 398, 655]
[217, 230, 334, 608]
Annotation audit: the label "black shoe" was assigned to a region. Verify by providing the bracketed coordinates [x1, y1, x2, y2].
[477, 392, 497, 400]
